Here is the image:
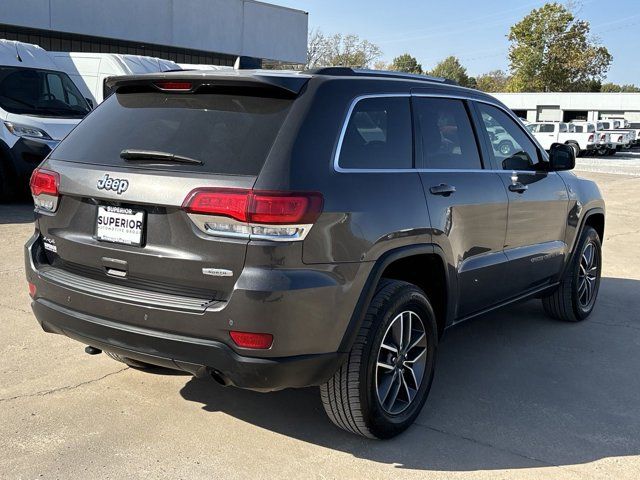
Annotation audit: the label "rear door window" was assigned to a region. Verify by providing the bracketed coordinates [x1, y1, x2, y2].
[413, 97, 482, 169]
[51, 91, 293, 175]
[338, 96, 412, 169]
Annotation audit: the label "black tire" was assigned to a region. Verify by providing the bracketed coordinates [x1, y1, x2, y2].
[105, 351, 152, 369]
[542, 226, 602, 322]
[567, 142, 580, 158]
[0, 158, 12, 202]
[320, 279, 438, 439]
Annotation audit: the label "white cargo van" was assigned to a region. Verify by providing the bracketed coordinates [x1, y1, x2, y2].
[177, 63, 232, 71]
[0, 40, 91, 198]
[50, 53, 181, 105]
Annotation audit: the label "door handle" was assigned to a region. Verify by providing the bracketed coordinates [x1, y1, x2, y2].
[429, 184, 456, 196]
[509, 182, 528, 193]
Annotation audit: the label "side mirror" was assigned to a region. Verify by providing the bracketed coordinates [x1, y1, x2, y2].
[85, 98, 94, 109]
[548, 143, 575, 171]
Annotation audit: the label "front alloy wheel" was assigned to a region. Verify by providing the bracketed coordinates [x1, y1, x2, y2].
[542, 226, 601, 322]
[577, 240, 599, 310]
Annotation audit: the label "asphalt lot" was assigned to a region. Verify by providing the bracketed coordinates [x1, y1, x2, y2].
[1, 160, 639, 479]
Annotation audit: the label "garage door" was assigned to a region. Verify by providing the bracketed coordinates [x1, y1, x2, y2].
[537, 106, 561, 122]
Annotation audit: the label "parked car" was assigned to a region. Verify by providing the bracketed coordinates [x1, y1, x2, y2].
[25, 68, 605, 439]
[0, 40, 91, 199]
[526, 121, 597, 157]
[49, 52, 180, 105]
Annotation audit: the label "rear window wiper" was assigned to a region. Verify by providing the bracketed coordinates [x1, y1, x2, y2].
[120, 149, 203, 165]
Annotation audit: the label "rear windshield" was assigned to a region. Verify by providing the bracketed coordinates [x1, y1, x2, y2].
[51, 91, 293, 175]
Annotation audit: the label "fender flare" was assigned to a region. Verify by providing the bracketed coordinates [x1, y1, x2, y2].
[337, 243, 454, 353]
[562, 206, 605, 276]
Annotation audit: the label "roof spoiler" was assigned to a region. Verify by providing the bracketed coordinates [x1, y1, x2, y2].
[105, 71, 309, 96]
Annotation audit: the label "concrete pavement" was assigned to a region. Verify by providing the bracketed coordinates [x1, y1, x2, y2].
[1, 169, 639, 479]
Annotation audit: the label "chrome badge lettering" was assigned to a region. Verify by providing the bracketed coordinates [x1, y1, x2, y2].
[202, 268, 233, 277]
[97, 174, 129, 195]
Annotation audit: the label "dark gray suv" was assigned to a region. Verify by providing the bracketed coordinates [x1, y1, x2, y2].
[25, 68, 605, 438]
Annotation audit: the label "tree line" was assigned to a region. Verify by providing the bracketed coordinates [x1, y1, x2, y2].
[303, 3, 638, 93]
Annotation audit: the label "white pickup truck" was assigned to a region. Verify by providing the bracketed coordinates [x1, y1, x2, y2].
[569, 121, 613, 156]
[628, 122, 640, 147]
[526, 122, 597, 158]
[599, 120, 635, 151]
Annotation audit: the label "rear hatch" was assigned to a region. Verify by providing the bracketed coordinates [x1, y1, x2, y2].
[33, 76, 302, 309]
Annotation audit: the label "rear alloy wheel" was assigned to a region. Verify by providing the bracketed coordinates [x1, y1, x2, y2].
[376, 310, 428, 415]
[320, 279, 437, 439]
[543, 226, 602, 322]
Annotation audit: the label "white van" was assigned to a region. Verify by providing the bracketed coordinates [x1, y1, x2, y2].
[50, 53, 181, 105]
[0, 40, 92, 198]
[177, 63, 233, 71]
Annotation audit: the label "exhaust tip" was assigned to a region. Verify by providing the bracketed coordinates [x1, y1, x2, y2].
[84, 346, 102, 355]
[209, 369, 230, 387]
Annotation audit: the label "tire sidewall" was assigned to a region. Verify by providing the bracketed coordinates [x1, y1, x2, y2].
[360, 286, 438, 438]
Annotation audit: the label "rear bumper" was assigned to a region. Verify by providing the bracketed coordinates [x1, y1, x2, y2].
[31, 297, 345, 391]
[25, 233, 356, 391]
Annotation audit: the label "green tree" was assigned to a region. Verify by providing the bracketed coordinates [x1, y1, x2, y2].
[476, 70, 510, 92]
[306, 29, 382, 69]
[390, 53, 422, 74]
[507, 2, 612, 92]
[428, 56, 474, 87]
[601, 83, 640, 93]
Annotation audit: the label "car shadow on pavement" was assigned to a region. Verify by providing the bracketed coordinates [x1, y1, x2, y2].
[0, 200, 34, 225]
[180, 276, 640, 472]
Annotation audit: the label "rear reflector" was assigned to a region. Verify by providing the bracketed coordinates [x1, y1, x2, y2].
[154, 81, 193, 91]
[183, 188, 323, 225]
[28, 282, 36, 298]
[230, 331, 273, 349]
[30, 168, 59, 197]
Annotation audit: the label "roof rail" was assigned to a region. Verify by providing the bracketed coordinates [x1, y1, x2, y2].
[305, 67, 458, 85]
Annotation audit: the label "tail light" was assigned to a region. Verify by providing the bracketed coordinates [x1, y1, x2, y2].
[30, 168, 60, 212]
[230, 331, 273, 349]
[588, 134, 594, 142]
[618, 135, 624, 143]
[28, 282, 36, 298]
[600, 134, 606, 142]
[183, 188, 323, 241]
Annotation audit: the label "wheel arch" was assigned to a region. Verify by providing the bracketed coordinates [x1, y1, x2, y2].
[338, 244, 454, 353]
[562, 207, 605, 277]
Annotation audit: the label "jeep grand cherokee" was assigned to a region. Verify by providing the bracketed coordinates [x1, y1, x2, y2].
[25, 68, 605, 438]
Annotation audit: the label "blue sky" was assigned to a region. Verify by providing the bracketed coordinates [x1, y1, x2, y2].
[272, 0, 640, 85]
